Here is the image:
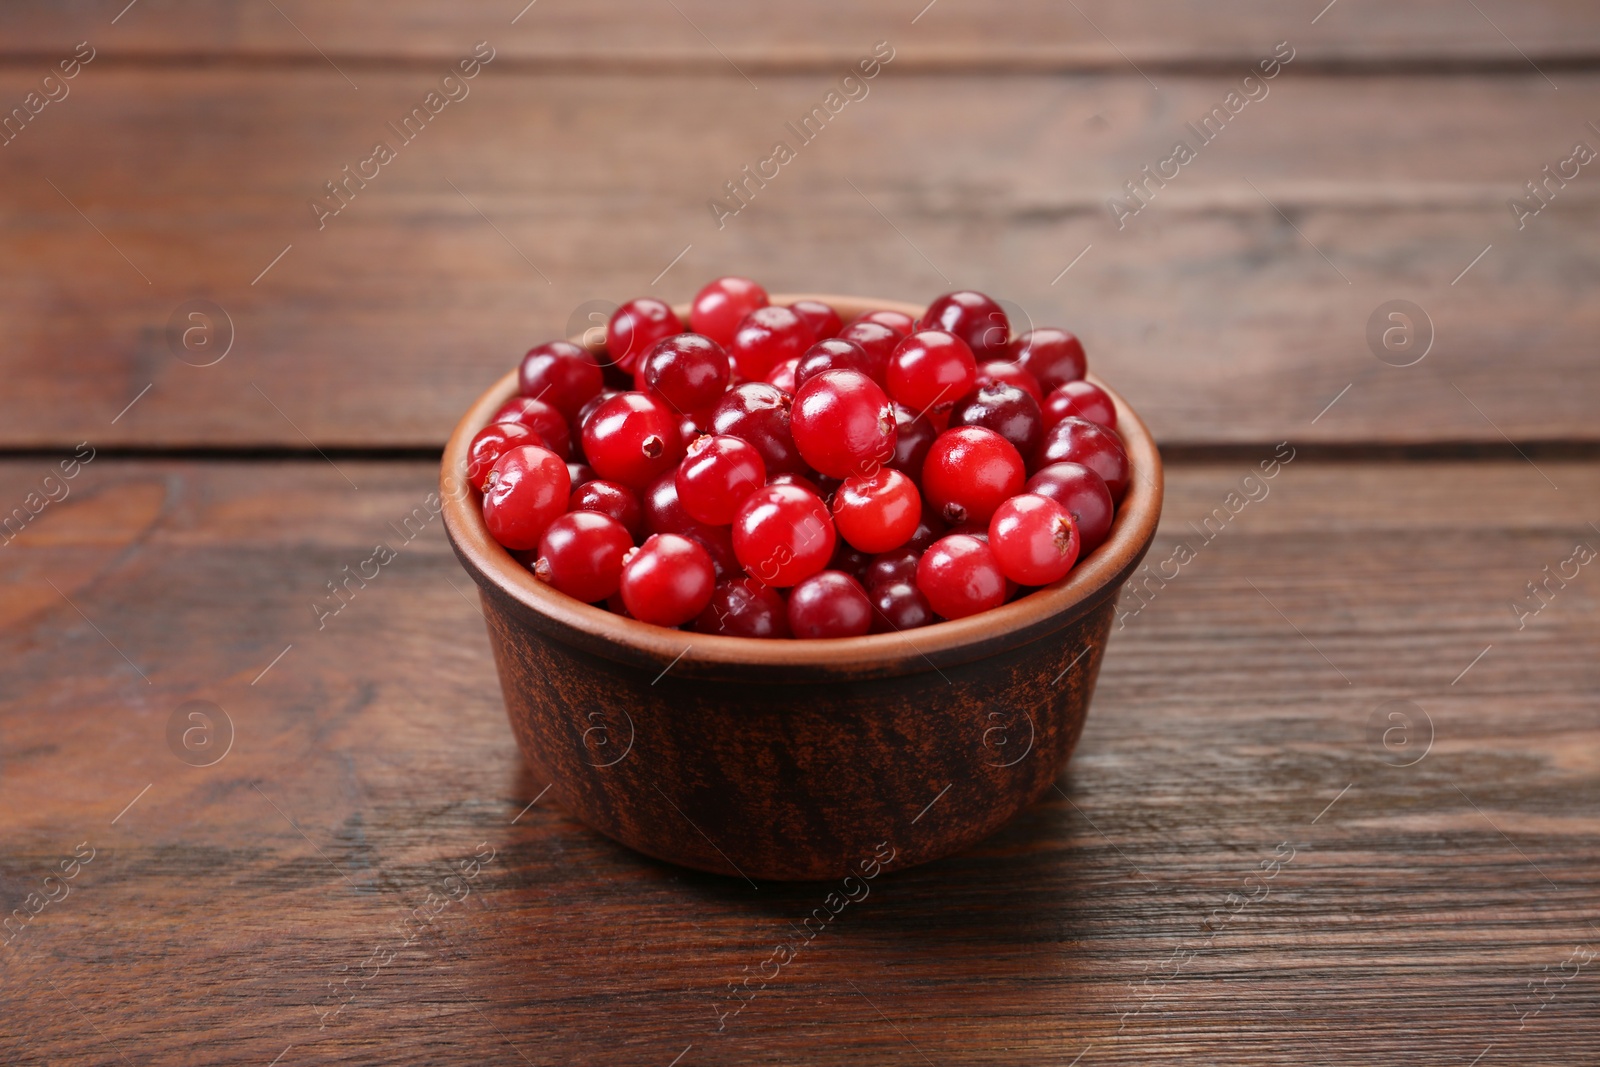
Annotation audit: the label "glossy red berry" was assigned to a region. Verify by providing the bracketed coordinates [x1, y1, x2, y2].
[829, 540, 874, 579]
[607, 298, 682, 372]
[729, 305, 815, 382]
[575, 389, 620, 439]
[1042, 380, 1117, 430]
[922, 291, 1010, 362]
[916, 534, 1007, 619]
[567, 462, 597, 488]
[467, 422, 545, 490]
[641, 472, 739, 578]
[832, 469, 921, 554]
[694, 578, 790, 638]
[765, 357, 799, 395]
[676, 408, 714, 451]
[482, 444, 571, 551]
[691, 276, 768, 347]
[790, 369, 897, 479]
[869, 581, 935, 632]
[569, 478, 644, 540]
[864, 547, 921, 591]
[637, 333, 731, 414]
[1012, 328, 1087, 391]
[789, 300, 843, 341]
[787, 571, 872, 639]
[950, 381, 1045, 459]
[1035, 417, 1129, 501]
[518, 340, 604, 419]
[886, 330, 978, 417]
[794, 338, 874, 391]
[888, 403, 937, 481]
[732, 483, 835, 588]
[711, 381, 806, 475]
[989, 493, 1080, 586]
[581, 392, 683, 490]
[492, 395, 571, 459]
[851, 309, 916, 339]
[977, 360, 1044, 405]
[1026, 462, 1114, 553]
[921, 426, 1026, 526]
[535, 511, 634, 603]
[619, 533, 716, 627]
[676, 434, 767, 526]
[835, 321, 898, 384]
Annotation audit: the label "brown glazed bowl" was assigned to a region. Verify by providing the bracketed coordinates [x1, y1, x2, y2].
[442, 295, 1162, 881]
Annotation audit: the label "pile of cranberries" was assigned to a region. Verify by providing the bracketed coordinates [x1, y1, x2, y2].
[468, 278, 1130, 638]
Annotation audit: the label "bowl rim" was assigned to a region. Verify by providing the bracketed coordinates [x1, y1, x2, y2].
[441, 293, 1163, 678]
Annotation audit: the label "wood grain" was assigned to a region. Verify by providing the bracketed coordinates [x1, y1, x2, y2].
[2, 457, 1595, 1063]
[2, 69, 1597, 450]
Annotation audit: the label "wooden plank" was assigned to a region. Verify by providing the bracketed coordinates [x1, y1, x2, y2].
[3, 0, 1599, 69]
[2, 69, 1598, 450]
[1, 457, 1596, 1063]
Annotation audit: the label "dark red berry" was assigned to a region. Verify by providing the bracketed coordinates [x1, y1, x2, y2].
[581, 392, 683, 490]
[1012, 328, 1087, 391]
[835, 321, 898, 384]
[790, 369, 897, 479]
[789, 300, 843, 341]
[569, 478, 644, 540]
[732, 483, 835, 588]
[767, 471, 822, 497]
[794, 338, 874, 391]
[905, 513, 945, 553]
[864, 547, 921, 591]
[869, 581, 935, 632]
[832, 469, 921, 554]
[921, 426, 1026, 526]
[787, 571, 872, 639]
[1042, 380, 1117, 430]
[916, 534, 1007, 619]
[482, 444, 571, 551]
[619, 533, 715, 627]
[729, 305, 815, 382]
[888, 403, 937, 481]
[607, 298, 683, 373]
[567, 462, 597, 488]
[829, 540, 874, 579]
[468, 422, 545, 490]
[694, 578, 790, 638]
[676, 434, 767, 526]
[922, 291, 1010, 362]
[886, 330, 978, 417]
[642, 472, 740, 579]
[575, 389, 621, 439]
[492, 395, 571, 459]
[989, 493, 1080, 586]
[676, 408, 714, 451]
[535, 511, 633, 603]
[977, 360, 1044, 405]
[711, 382, 806, 475]
[1025, 462, 1114, 553]
[851, 309, 916, 340]
[765, 357, 799, 394]
[691, 276, 768, 347]
[518, 340, 604, 419]
[637, 333, 731, 414]
[1035, 417, 1129, 501]
[950, 381, 1045, 459]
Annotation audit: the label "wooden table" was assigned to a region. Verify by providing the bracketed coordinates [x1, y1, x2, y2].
[3, 3, 1597, 1063]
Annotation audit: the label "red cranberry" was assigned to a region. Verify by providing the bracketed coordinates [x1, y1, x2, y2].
[619, 533, 715, 626]
[906, 513, 945, 553]
[581, 392, 683, 490]
[790, 369, 897, 479]
[676, 434, 767, 526]
[1025, 462, 1114, 553]
[829, 540, 874, 579]
[729, 305, 815, 382]
[567, 462, 597, 488]
[977, 360, 1044, 405]
[787, 571, 872, 639]
[888, 403, 937, 481]
[835, 321, 898, 384]
[1035, 418, 1129, 501]
[865, 547, 921, 590]
[768, 471, 821, 497]
[732, 483, 835, 588]
[492, 395, 571, 459]
[950, 381, 1045, 459]
[851, 309, 916, 339]
[921, 291, 1010, 362]
[676, 408, 714, 451]
[989, 493, 1080, 586]
[638, 333, 730, 414]
[482, 444, 571, 551]
[921, 426, 1026, 526]
[642, 472, 740, 579]
[575, 389, 621, 439]
[518, 340, 604, 420]
[832, 469, 921, 554]
[694, 578, 790, 638]
[711, 382, 806, 475]
[1012, 328, 1087, 391]
[794, 338, 874, 391]
[569, 478, 644, 540]
[1043, 380, 1117, 431]
[886, 330, 978, 417]
[467, 422, 545, 490]
[535, 511, 634, 603]
[917, 534, 1007, 619]
[870, 581, 935, 632]
[765, 357, 800, 394]
[789, 300, 843, 341]
[690, 276, 768, 347]
[607, 298, 682, 372]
